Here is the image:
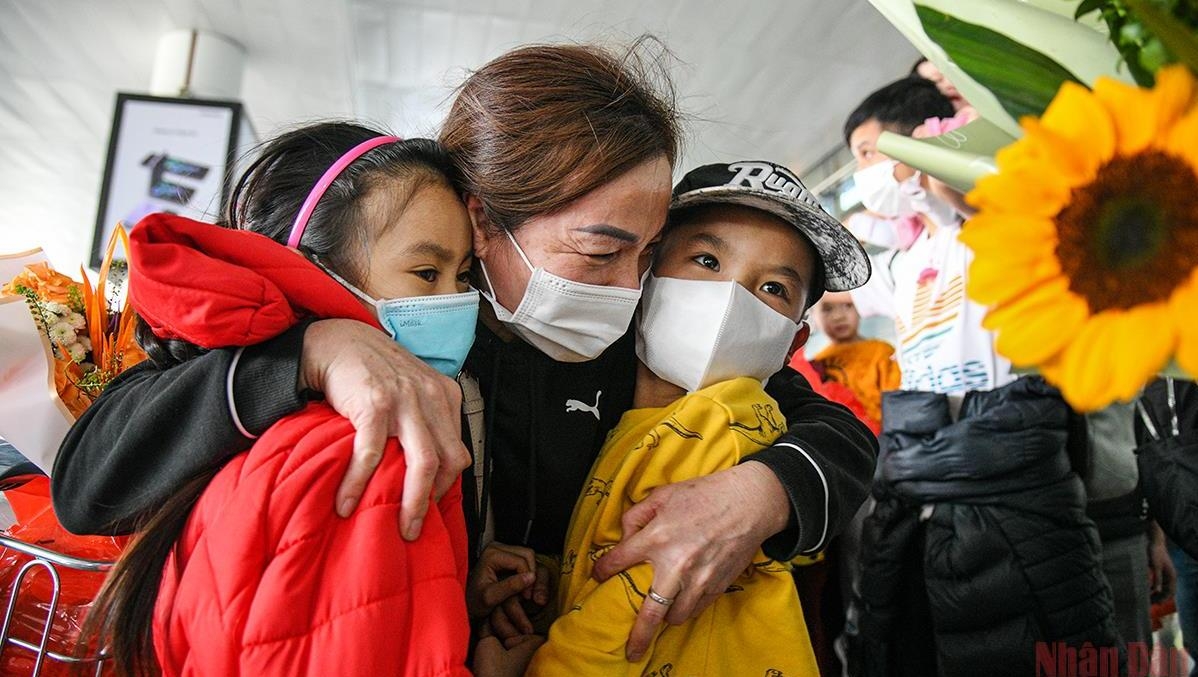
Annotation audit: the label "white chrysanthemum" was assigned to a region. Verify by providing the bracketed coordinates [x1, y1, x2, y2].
[78, 336, 93, 351]
[48, 321, 76, 345]
[65, 312, 86, 330]
[42, 301, 70, 317]
[67, 342, 87, 363]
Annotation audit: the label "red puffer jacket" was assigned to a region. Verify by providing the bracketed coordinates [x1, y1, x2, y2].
[128, 213, 471, 676]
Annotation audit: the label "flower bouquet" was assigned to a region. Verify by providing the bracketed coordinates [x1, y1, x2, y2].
[869, 0, 1198, 411]
[0, 227, 145, 470]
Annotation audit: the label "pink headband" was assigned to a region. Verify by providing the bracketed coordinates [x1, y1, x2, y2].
[286, 135, 402, 248]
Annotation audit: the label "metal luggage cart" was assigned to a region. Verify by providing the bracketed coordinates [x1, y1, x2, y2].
[0, 535, 113, 676]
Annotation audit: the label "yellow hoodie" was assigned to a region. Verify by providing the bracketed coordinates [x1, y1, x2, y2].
[527, 377, 819, 676]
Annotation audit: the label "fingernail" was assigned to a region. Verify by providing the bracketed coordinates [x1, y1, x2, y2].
[404, 518, 423, 541]
[338, 498, 356, 517]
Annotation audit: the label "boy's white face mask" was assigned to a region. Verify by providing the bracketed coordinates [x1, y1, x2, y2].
[636, 274, 802, 393]
[853, 160, 921, 218]
[853, 160, 963, 230]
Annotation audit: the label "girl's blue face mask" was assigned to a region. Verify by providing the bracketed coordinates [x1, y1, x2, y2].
[322, 265, 480, 377]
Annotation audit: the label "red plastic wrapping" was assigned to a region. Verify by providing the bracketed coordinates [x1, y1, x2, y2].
[0, 479, 125, 675]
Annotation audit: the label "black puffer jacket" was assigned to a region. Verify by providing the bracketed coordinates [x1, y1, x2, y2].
[857, 378, 1119, 677]
[1135, 377, 1198, 559]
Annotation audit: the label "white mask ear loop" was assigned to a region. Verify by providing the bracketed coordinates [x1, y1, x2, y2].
[314, 259, 380, 309]
[476, 226, 529, 306]
[478, 258, 499, 301]
[503, 228, 536, 272]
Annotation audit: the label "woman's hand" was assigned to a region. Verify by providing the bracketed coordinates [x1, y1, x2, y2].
[300, 319, 471, 539]
[592, 462, 789, 661]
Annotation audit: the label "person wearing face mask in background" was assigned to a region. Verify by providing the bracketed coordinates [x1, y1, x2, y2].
[844, 62, 977, 255]
[845, 76, 999, 396]
[525, 160, 871, 676]
[841, 78, 1120, 677]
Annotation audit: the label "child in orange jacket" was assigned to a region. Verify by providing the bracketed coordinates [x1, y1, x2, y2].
[810, 290, 900, 432]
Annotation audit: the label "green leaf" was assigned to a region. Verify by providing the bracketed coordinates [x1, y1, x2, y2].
[1076, 0, 1109, 19]
[915, 5, 1086, 119]
[1140, 36, 1173, 70]
[1125, 0, 1198, 73]
[1120, 20, 1149, 42]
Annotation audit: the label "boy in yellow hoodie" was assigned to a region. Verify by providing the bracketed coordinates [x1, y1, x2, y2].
[527, 161, 872, 676]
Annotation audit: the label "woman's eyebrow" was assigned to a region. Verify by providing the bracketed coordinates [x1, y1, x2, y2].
[573, 223, 639, 243]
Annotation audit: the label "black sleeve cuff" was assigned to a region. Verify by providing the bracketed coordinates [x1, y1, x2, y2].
[230, 320, 314, 436]
[756, 365, 877, 560]
[744, 446, 829, 560]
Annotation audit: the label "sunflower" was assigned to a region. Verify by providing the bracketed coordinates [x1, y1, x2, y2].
[963, 65, 1198, 411]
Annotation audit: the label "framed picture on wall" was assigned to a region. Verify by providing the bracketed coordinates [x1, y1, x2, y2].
[91, 93, 252, 268]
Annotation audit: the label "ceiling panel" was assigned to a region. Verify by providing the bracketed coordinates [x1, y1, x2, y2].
[346, 0, 917, 175]
[1, 0, 916, 272]
[0, 0, 355, 270]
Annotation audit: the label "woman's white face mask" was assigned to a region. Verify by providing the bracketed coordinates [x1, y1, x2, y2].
[471, 155, 672, 363]
[479, 229, 641, 362]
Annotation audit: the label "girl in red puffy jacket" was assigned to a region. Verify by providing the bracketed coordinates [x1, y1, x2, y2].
[82, 122, 534, 676]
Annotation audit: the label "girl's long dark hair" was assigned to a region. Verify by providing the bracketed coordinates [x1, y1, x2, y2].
[79, 123, 457, 676]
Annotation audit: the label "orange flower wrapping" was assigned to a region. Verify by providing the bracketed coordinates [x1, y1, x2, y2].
[3, 226, 147, 414]
[84, 225, 148, 383]
[52, 358, 93, 419]
[0, 263, 78, 305]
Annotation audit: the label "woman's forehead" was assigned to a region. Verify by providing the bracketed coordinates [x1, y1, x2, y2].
[537, 158, 672, 240]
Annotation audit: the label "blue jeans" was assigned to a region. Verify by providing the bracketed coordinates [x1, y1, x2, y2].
[1170, 540, 1198, 677]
